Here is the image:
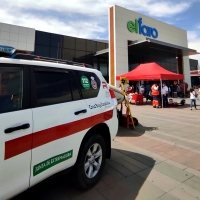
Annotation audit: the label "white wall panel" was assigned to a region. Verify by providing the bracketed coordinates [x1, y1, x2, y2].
[27, 35, 35, 43]
[0, 39, 9, 45]
[19, 27, 28, 35]
[183, 56, 191, 88]
[10, 25, 19, 34]
[9, 33, 18, 42]
[1, 23, 10, 32]
[0, 23, 35, 52]
[0, 31, 10, 40]
[18, 34, 27, 43]
[26, 43, 34, 51]
[27, 29, 35, 36]
[9, 41, 18, 48]
[17, 42, 26, 50]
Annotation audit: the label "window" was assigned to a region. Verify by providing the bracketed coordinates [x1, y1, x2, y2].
[100, 62, 108, 76]
[63, 36, 75, 49]
[35, 45, 50, 57]
[69, 71, 81, 101]
[75, 71, 100, 99]
[0, 67, 23, 113]
[35, 31, 50, 46]
[87, 40, 97, 52]
[76, 38, 86, 51]
[50, 33, 62, 48]
[62, 49, 75, 61]
[97, 42, 106, 51]
[34, 70, 72, 107]
[50, 47, 60, 59]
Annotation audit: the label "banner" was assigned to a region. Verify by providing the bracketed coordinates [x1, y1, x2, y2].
[197, 91, 200, 101]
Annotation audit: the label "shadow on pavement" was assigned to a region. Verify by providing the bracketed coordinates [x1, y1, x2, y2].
[12, 149, 155, 200]
[117, 124, 158, 137]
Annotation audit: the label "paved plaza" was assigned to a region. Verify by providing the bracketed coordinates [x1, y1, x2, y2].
[13, 98, 200, 200]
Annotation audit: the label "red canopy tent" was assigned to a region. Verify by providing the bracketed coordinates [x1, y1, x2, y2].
[116, 62, 184, 80]
[116, 62, 184, 108]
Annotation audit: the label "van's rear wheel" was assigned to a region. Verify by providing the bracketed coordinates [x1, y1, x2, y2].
[74, 134, 106, 189]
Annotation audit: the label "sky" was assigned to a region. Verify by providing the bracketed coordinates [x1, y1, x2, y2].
[0, 0, 200, 66]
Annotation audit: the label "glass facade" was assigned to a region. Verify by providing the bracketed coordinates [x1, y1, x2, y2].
[189, 59, 198, 71]
[35, 31, 197, 83]
[34, 31, 108, 80]
[128, 45, 178, 73]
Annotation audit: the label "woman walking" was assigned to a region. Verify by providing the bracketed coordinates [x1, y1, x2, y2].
[190, 88, 197, 110]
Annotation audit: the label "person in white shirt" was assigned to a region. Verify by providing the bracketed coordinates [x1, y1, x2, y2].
[161, 83, 169, 107]
[190, 88, 197, 110]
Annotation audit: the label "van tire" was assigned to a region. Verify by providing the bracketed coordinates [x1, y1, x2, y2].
[73, 134, 106, 189]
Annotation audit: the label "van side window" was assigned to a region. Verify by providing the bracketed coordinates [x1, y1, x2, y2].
[74, 71, 100, 99]
[0, 67, 23, 113]
[68, 71, 82, 101]
[34, 71, 72, 107]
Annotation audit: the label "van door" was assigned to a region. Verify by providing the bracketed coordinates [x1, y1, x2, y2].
[0, 64, 32, 199]
[30, 67, 92, 186]
[74, 70, 113, 124]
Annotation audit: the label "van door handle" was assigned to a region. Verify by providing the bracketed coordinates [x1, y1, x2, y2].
[4, 123, 30, 134]
[74, 109, 87, 115]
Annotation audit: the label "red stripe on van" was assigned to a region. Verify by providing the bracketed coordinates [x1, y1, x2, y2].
[5, 134, 32, 160]
[4, 110, 113, 160]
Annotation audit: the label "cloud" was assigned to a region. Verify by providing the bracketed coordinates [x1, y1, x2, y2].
[0, 0, 194, 39]
[188, 31, 200, 66]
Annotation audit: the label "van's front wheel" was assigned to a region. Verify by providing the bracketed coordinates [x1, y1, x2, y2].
[74, 134, 106, 189]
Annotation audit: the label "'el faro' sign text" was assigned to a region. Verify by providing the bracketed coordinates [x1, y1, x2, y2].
[127, 18, 158, 39]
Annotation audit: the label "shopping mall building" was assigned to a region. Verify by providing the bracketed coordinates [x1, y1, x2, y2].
[0, 5, 199, 87]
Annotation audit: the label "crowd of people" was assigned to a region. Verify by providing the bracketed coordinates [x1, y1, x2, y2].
[119, 81, 199, 110]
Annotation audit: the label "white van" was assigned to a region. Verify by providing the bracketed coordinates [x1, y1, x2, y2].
[0, 45, 118, 199]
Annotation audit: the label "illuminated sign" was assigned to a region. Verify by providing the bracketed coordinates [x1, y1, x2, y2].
[127, 18, 158, 39]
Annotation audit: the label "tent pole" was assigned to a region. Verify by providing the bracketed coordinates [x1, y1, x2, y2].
[160, 79, 163, 108]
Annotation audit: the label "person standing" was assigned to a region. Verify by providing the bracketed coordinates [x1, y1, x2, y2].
[190, 88, 197, 110]
[169, 84, 173, 98]
[161, 83, 169, 108]
[177, 84, 181, 98]
[151, 83, 160, 108]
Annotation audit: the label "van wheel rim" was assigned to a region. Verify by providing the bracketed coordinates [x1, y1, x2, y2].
[84, 143, 102, 178]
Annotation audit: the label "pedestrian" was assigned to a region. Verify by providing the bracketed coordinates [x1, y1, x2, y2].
[140, 84, 145, 95]
[190, 88, 197, 110]
[151, 83, 160, 108]
[169, 84, 173, 98]
[177, 84, 181, 98]
[161, 83, 169, 107]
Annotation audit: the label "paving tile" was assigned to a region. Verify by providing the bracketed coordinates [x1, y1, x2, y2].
[122, 193, 142, 200]
[68, 189, 106, 200]
[185, 167, 200, 178]
[147, 152, 169, 162]
[169, 188, 196, 200]
[106, 160, 134, 177]
[137, 168, 181, 192]
[97, 181, 132, 200]
[158, 193, 181, 200]
[148, 133, 177, 142]
[183, 175, 200, 191]
[153, 162, 194, 182]
[126, 152, 158, 166]
[113, 156, 143, 173]
[122, 155, 149, 170]
[184, 134, 200, 143]
[165, 159, 187, 170]
[120, 174, 165, 200]
[176, 182, 200, 199]
[110, 149, 127, 161]
[172, 139, 200, 149]
[101, 164, 125, 184]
